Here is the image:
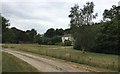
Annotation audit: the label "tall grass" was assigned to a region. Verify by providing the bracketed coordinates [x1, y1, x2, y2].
[2, 44, 119, 71]
[2, 52, 38, 72]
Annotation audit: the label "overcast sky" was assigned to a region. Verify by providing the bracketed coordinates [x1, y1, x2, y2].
[1, 0, 119, 34]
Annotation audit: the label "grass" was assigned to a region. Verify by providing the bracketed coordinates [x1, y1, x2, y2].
[0, 50, 2, 73]
[2, 52, 38, 72]
[2, 44, 119, 72]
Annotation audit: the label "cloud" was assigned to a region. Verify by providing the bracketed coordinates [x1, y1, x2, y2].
[1, 0, 119, 34]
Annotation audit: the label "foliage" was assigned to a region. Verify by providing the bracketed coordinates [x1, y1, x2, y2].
[92, 5, 120, 55]
[1, 15, 70, 44]
[2, 16, 37, 43]
[73, 38, 81, 50]
[44, 28, 55, 38]
[64, 40, 72, 46]
[44, 28, 68, 37]
[64, 28, 71, 34]
[44, 28, 71, 45]
[1, 16, 10, 43]
[51, 36, 62, 44]
[55, 28, 64, 36]
[68, 2, 97, 51]
[26, 29, 37, 42]
[103, 5, 120, 21]
[42, 36, 62, 45]
[34, 34, 42, 44]
[1, 16, 10, 31]
[55, 42, 63, 46]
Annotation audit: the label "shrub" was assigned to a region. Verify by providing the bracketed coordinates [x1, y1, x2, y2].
[51, 36, 62, 44]
[55, 42, 63, 46]
[47, 41, 54, 45]
[73, 39, 81, 50]
[42, 36, 62, 45]
[64, 40, 72, 46]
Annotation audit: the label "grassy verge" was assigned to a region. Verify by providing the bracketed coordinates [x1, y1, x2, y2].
[2, 52, 38, 72]
[0, 50, 2, 73]
[2, 44, 119, 72]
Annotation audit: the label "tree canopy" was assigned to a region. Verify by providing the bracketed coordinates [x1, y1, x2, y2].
[69, 2, 98, 51]
[92, 5, 120, 55]
[1, 16, 37, 43]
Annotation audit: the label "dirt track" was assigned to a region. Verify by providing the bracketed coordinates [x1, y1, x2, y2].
[3, 49, 88, 72]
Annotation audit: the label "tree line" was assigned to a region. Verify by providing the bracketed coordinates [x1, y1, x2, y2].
[2, 16, 37, 43]
[1, 16, 70, 45]
[69, 2, 119, 55]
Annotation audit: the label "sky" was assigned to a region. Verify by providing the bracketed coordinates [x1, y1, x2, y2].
[1, 0, 119, 34]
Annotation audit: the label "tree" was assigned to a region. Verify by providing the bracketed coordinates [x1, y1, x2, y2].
[1, 16, 10, 32]
[44, 28, 55, 38]
[51, 36, 62, 44]
[64, 40, 72, 46]
[3, 29, 16, 43]
[26, 29, 37, 42]
[18, 31, 29, 42]
[103, 5, 120, 21]
[68, 2, 97, 52]
[42, 36, 51, 45]
[0, 15, 1, 43]
[93, 5, 120, 55]
[1, 16, 11, 43]
[34, 34, 42, 44]
[1, 15, 38, 43]
[64, 28, 71, 34]
[55, 28, 64, 36]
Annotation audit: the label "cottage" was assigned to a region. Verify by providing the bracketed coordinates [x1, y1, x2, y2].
[61, 34, 74, 44]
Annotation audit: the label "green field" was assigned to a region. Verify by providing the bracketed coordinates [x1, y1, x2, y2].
[2, 44, 119, 72]
[2, 52, 38, 72]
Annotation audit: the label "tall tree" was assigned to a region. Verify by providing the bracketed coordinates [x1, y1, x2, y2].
[1, 16, 10, 32]
[69, 2, 97, 52]
[18, 31, 29, 42]
[44, 28, 55, 38]
[26, 29, 37, 42]
[55, 28, 64, 36]
[34, 34, 42, 44]
[1, 16, 11, 43]
[0, 15, 1, 42]
[94, 5, 120, 54]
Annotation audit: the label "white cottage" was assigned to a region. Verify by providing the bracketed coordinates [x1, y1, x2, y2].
[61, 34, 73, 44]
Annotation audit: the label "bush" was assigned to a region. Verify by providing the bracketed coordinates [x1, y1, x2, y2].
[51, 36, 62, 44]
[42, 36, 62, 45]
[47, 41, 54, 45]
[55, 42, 63, 46]
[41, 37, 50, 45]
[90, 42, 119, 55]
[73, 39, 81, 50]
[64, 40, 72, 46]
